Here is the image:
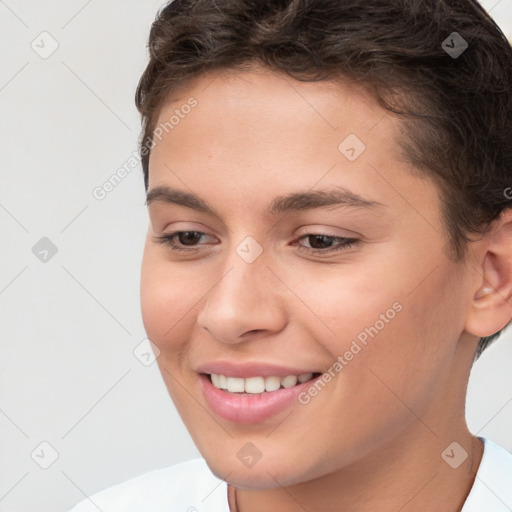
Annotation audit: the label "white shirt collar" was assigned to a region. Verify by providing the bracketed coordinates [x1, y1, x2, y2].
[461, 437, 512, 511]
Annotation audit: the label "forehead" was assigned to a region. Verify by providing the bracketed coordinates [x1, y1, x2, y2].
[153, 65, 387, 145]
[147, 65, 441, 230]
[149, 65, 400, 179]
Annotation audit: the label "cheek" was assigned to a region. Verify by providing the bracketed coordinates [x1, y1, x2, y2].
[140, 249, 197, 348]
[290, 260, 460, 396]
[287, 266, 401, 353]
[350, 265, 466, 410]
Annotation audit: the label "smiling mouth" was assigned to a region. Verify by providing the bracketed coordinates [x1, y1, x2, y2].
[203, 372, 322, 395]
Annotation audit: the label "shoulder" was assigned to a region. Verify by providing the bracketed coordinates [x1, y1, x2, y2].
[462, 437, 512, 512]
[67, 458, 229, 512]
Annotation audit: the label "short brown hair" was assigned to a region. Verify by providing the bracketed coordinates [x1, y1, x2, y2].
[135, 0, 512, 359]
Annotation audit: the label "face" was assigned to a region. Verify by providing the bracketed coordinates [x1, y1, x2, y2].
[140, 65, 476, 488]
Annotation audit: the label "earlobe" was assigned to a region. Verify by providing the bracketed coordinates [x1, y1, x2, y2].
[465, 209, 512, 338]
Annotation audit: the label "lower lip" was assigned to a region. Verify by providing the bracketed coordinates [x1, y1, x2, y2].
[199, 373, 320, 423]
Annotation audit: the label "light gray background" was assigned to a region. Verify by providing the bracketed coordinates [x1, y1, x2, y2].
[1, 1, 511, 511]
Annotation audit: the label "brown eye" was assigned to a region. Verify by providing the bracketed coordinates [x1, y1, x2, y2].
[176, 231, 203, 246]
[154, 231, 215, 252]
[295, 233, 358, 255]
[305, 234, 337, 250]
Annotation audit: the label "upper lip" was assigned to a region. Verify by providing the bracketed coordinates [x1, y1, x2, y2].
[196, 360, 321, 378]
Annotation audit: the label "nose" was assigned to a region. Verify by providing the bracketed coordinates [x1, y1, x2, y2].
[196, 248, 287, 344]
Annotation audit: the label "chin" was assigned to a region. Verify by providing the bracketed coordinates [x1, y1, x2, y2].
[203, 450, 315, 489]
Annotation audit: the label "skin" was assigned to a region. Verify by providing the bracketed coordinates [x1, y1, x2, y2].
[140, 64, 512, 512]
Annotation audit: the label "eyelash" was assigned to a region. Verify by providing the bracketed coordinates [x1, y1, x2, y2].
[154, 231, 358, 255]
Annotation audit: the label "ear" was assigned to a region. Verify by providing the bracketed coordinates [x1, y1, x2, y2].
[465, 209, 512, 338]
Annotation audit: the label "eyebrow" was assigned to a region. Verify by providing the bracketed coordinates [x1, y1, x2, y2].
[145, 185, 385, 215]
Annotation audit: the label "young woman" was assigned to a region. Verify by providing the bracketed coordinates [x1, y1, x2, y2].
[70, 0, 512, 510]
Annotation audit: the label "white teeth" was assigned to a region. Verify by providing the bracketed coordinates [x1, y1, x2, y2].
[244, 376, 265, 393]
[264, 376, 281, 392]
[209, 372, 315, 394]
[211, 373, 221, 388]
[226, 377, 245, 393]
[281, 375, 298, 388]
